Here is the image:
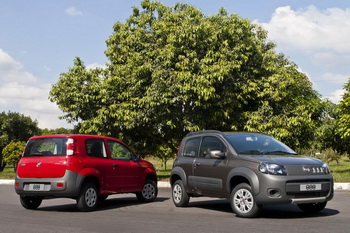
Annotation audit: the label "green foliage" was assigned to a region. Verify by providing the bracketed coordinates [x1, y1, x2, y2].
[338, 78, 350, 150]
[40, 127, 76, 135]
[2, 141, 26, 171]
[0, 111, 40, 170]
[310, 100, 350, 154]
[153, 145, 175, 171]
[49, 0, 323, 157]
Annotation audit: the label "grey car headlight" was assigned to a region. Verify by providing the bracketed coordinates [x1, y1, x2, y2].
[322, 163, 331, 174]
[258, 162, 287, 175]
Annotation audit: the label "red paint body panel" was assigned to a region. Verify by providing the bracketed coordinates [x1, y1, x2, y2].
[16, 134, 157, 196]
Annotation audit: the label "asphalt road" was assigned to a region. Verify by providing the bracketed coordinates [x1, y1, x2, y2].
[1, 185, 349, 233]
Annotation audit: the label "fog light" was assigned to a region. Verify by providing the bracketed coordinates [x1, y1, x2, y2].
[57, 183, 64, 188]
[268, 189, 281, 198]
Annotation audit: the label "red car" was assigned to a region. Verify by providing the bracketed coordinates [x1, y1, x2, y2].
[15, 134, 158, 211]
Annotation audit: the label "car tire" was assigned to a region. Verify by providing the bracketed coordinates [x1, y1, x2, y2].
[77, 182, 99, 212]
[20, 196, 42, 210]
[98, 195, 109, 202]
[136, 179, 158, 202]
[297, 201, 327, 214]
[230, 183, 261, 218]
[172, 180, 190, 207]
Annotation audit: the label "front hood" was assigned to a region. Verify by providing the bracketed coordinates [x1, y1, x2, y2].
[241, 154, 324, 165]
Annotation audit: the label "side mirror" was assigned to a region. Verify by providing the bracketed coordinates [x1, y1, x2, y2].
[209, 150, 226, 159]
[133, 154, 141, 161]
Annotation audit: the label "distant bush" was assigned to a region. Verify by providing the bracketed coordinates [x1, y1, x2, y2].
[2, 141, 26, 171]
[298, 147, 341, 164]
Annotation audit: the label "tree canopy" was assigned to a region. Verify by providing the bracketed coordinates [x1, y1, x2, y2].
[50, 0, 323, 155]
[0, 111, 40, 169]
[338, 78, 350, 153]
[2, 141, 26, 171]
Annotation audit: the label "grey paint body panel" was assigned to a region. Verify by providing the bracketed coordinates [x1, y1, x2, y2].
[171, 131, 334, 206]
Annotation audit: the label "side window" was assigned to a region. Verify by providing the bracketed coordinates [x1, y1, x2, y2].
[199, 136, 226, 158]
[86, 139, 107, 158]
[108, 140, 133, 160]
[183, 137, 200, 157]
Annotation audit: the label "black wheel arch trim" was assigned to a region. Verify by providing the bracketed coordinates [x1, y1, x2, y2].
[226, 167, 260, 195]
[170, 167, 188, 187]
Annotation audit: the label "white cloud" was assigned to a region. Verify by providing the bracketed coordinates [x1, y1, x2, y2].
[312, 52, 350, 68]
[0, 49, 72, 129]
[260, 6, 350, 52]
[324, 89, 345, 104]
[65, 6, 83, 17]
[0, 49, 37, 83]
[43, 66, 51, 71]
[320, 73, 349, 85]
[86, 63, 106, 70]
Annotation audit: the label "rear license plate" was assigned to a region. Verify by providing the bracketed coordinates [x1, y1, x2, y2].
[28, 184, 45, 191]
[300, 183, 321, 191]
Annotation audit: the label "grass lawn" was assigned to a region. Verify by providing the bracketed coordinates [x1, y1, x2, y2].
[0, 166, 16, 179]
[1, 156, 350, 183]
[328, 157, 350, 183]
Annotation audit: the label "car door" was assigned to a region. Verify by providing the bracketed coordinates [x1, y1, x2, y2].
[18, 137, 68, 179]
[192, 136, 229, 195]
[181, 137, 201, 191]
[107, 139, 142, 192]
[84, 138, 119, 192]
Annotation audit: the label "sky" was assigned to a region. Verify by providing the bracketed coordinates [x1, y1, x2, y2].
[1, 0, 350, 129]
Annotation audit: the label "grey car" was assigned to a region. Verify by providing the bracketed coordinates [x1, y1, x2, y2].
[170, 130, 333, 217]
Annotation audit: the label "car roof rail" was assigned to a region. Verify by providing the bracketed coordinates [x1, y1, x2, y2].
[186, 130, 223, 137]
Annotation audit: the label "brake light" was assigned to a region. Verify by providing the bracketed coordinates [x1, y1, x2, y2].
[66, 138, 76, 156]
[56, 183, 64, 188]
[140, 161, 151, 168]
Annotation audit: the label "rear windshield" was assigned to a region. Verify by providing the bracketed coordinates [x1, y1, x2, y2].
[23, 138, 67, 157]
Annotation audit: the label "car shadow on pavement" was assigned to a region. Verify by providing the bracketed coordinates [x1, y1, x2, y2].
[189, 199, 339, 219]
[189, 199, 233, 214]
[98, 197, 169, 211]
[260, 204, 339, 219]
[37, 196, 169, 212]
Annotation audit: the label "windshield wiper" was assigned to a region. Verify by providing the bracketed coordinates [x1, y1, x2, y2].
[239, 150, 263, 155]
[263, 150, 297, 155]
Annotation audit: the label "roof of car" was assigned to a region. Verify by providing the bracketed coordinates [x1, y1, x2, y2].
[186, 130, 266, 137]
[29, 134, 122, 141]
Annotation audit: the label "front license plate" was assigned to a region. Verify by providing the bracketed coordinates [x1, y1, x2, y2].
[300, 183, 321, 191]
[28, 184, 45, 191]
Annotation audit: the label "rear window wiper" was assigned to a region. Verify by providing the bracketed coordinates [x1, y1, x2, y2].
[25, 153, 44, 157]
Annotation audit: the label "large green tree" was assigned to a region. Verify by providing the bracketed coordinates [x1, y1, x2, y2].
[0, 111, 40, 170]
[338, 78, 350, 153]
[50, 0, 322, 156]
[313, 100, 349, 155]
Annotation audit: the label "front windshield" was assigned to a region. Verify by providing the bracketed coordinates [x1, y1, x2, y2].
[225, 133, 297, 155]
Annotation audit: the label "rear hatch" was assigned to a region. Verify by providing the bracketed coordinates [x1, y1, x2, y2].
[17, 137, 68, 178]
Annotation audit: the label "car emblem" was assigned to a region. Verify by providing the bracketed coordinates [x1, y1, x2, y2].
[302, 166, 311, 173]
[36, 162, 42, 167]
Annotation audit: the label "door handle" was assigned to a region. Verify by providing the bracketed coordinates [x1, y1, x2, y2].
[194, 163, 201, 167]
[113, 163, 118, 167]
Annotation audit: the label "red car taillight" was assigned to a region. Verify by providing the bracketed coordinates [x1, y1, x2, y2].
[56, 183, 64, 188]
[66, 138, 77, 156]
